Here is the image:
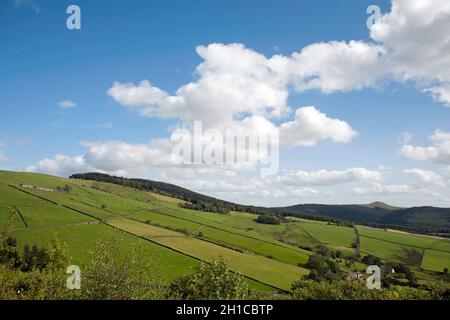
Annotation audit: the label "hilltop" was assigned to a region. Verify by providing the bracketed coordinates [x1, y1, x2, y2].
[363, 201, 402, 211]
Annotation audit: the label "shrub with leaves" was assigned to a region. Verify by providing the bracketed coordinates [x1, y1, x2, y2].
[81, 233, 161, 300]
[0, 237, 73, 300]
[290, 279, 438, 300]
[167, 258, 249, 300]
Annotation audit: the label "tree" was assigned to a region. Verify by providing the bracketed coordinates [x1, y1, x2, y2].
[256, 214, 283, 225]
[22, 244, 32, 271]
[3, 236, 17, 247]
[315, 245, 332, 257]
[82, 233, 160, 300]
[0, 241, 20, 268]
[362, 254, 382, 266]
[0, 237, 72, 300]
[166, 258, 249, 300]
[305, 253, 343, 282]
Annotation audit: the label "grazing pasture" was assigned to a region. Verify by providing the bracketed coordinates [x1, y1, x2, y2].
[1, 170, 448, 291]
[106, 217, 309, 290]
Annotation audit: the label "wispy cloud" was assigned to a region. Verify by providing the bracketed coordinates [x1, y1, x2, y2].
[84, 122, 113, 129]
[0, 151, 8, 163]
[399, 132, 413, 145]
[13, 0, 41, 14]
[57, 100, 76, 109]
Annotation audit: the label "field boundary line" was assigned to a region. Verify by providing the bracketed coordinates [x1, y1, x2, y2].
[419, 248, 426, 270]
[354, 227, 361, 257]
[360, 234, 450, 254]
[246, 240, 262, 251]
[61, 204, 103, 222]
[8, 184, 58, 205]
[104, 219, 282, 292]
[426, 239, 450, 252]
[193, 224, 206, 234]
[70, 183, 96, 195]
[12, 221, 100, 231]
[124, 208, 150, 218]
[81, 184, 314, 257]
[13, 206, 29, 229]
[99, 187, 313, 256]
[148, 207, 312, 257]
[7, 185, 105, 224]
[296, 224, 322, 245]
[68, 199, 122, 218]
[131, 215, 307, 268]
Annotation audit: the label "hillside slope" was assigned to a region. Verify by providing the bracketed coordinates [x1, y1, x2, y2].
[273, 204, 450, 235]
[1, 170, 449, 287]
[70, 172, 450, 235]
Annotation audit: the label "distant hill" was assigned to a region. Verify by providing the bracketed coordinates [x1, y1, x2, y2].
[362, 201, 402, 211]
[272, 204, 450, 236]
[70, 172, 450, 236]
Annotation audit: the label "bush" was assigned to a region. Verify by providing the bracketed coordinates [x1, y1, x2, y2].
[82, 234, 161, 300]
[291, 280, 432, 300]
[0, 237, 73, 300]
[305, 253, 343, 282]
[166, 259, 249, 300]
[362, 254, 382, 266]
[256, 214, 283, 225]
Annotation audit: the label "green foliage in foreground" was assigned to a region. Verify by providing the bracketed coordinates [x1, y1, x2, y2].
[166, 259, 249, 300]
[81, 234, 161, 300]
[291, 279, 450, 300]
[0, 237, 71, 300]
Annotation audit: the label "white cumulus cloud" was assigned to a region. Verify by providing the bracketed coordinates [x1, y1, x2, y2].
[401, 130, 450, 164]
[404, 168, 447, 187]
[25, 154, 92, 177]
[353, 183, 413, 195]
[275, 167, 382, 186]
[280, 106, 357, 147]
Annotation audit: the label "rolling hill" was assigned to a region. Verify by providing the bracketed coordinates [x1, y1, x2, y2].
[1, 170, 449, 293]
[273, 204, 450, 235]
[70, 172, 450, 236]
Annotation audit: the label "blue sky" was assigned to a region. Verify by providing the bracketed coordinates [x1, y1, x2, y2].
[1, 0, 450, 207]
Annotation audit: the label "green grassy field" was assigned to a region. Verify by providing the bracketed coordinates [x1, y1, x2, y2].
[0, 207, 25, 229]
[130, 206, 312, 266]
[1, 170, 449, 290]
[357, 226, 450, 272]
[421, 250, 450, 272]
[359, 235, 423, 265]
[358, 226, 443, 249]
[0, 171, 306, 290]
[428, 240, 450, 252]
[295, 220, 356, 247]
[106, 217, 309, 290]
